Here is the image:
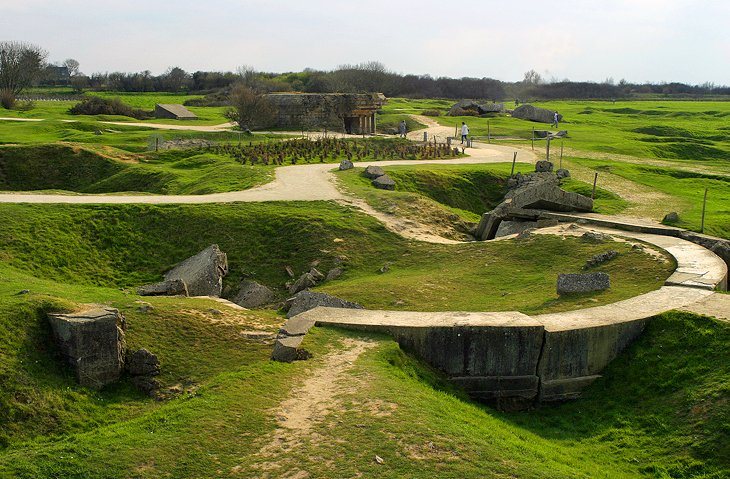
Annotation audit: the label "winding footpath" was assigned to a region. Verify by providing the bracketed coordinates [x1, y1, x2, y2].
[0, 117, 727, 324]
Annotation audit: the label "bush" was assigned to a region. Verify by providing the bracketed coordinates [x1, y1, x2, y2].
[69, 97, 152, 119]
[0, 90, 15, 109]
[422, 109, 441, 117]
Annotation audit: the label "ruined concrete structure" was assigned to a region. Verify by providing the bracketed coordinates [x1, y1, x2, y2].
[48, 306, 127, 389]
[475, 164, 593, 241]
[154, 104, 198, 120]
[266, 93, 386, 134]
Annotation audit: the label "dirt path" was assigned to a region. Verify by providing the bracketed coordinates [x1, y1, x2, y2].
[244, 337, 377, 478]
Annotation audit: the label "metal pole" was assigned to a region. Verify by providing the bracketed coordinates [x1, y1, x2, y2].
[531, 128, 534, 150]
[700, 188, 708, 233]
[511, 151, 517, 176]
[591, 172, 599, 199]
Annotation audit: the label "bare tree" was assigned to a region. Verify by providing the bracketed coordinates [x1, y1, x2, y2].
[224, 83, 275, 131]
[63, 58, 80, 77]
[522, 69, 542, 85]
[0, 41, 47, 108]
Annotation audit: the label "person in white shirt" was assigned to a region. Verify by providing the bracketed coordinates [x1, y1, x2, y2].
[552, 111, 559, 128]
[461, 122, 469, 144]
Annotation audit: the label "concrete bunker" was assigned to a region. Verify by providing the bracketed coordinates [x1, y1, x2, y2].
[266, 93, 386, 134]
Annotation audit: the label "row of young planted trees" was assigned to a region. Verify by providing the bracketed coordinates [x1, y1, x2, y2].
[207, 137, 463, 166]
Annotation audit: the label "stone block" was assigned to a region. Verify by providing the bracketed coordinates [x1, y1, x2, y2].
[339, 159, 354, 170]
[372, 174, 395, 190]
[512, 104, 561, 123]
[363, 165, 385, 179]
[557, 272, 610, 294]
[232, 280, 274, 308]
[126, 348, 160, 376]
[286, 291, 364, 318]
[535, 161, 554, 173]
[164, 244, 228, 297]
[48, 307, 127, 389]
[137, 279, 188, 296]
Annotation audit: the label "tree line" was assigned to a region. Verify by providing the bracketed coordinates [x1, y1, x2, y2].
[2, 41, 729, 110]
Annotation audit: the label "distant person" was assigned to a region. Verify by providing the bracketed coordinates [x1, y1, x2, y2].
[398, 120, 407, 138]
[461, 122, 469, 144]
[552, 111, 559, 128]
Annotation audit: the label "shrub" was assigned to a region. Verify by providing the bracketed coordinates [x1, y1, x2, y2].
[422, 109, 441, 117]
[69, 97, 152, 119]
[0, 90, 15, 109]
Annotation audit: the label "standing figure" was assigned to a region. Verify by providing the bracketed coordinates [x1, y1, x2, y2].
[552, 111, 559, 128]
[461, 122, 469, 144]
[398, 120, 407, 138]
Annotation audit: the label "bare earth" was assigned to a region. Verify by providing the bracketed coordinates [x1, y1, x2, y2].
[243, 338, 377, 478]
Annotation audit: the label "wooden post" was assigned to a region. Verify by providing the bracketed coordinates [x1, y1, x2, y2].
[511, 151, 517, 176]
[487, 121, 491, 144]
[531, 128, 534, 150]
[155, 137, 159, 152]
[423, 131, 428, 142]
[591, 172, 599, 199]
[455, 125, 458, 139]
[700, 188, 708, 233]
[546, 138, 550, 161]
[560, 138, 564, 169]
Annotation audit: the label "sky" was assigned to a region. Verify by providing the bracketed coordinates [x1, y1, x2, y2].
[2, 0, 729, 85]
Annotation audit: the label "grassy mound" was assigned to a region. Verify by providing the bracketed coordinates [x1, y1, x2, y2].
[1, 304, 727, 477]
[0, 202, 673, 313]
[0, 144, 272, 194]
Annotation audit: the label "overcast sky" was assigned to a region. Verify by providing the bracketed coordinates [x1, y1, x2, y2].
[3, 0, 729, 84]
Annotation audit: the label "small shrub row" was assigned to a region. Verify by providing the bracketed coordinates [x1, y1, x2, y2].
[69, 97, 153, 120]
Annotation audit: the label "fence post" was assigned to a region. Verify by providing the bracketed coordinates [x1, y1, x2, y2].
[560, 138, 564, 169]
[531, 128, 534, 150]
[591, 172, 599, 199]
[155, 137, 159, 152]
[487, 121, 491, 144]
[546, 138, 550, 161]
[700, 188, 708, 233]
[423, 131, 428, 142]
[511, 151, 517, 176]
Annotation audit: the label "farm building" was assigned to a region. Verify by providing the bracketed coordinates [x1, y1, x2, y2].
[154, 104, 198, 120]
[265, 93, 386, 134]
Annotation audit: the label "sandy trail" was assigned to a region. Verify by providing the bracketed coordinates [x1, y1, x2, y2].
[245, 337, 377, 477]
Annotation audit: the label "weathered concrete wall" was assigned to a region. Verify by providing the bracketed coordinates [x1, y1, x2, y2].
[537, 319, 648, 401]
[48, 306, 127, 389]
[266, 93, 385, 133]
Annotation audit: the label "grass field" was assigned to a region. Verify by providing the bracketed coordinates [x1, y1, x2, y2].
[0, 92, 728, 478]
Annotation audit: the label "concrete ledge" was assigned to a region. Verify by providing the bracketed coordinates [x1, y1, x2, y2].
[539, 375, 602, 402]
[451, 375, 539, 399]
[272, 225, 727, 408]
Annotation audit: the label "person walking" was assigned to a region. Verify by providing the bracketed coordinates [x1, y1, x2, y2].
[552, 111, 559, 128]
[398, 120, 407, 138]
[461, 121, 469, 144]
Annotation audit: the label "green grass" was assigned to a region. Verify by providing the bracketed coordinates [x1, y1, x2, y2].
[2, 92, 230, 126]
[1, 309, 727, 478]
[0, 118, 287, 153]
[567, 157, 730, 238]
[0, 144, 274, 194]
[382, 99, 730, 169]
[0, 202, 673, 315]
